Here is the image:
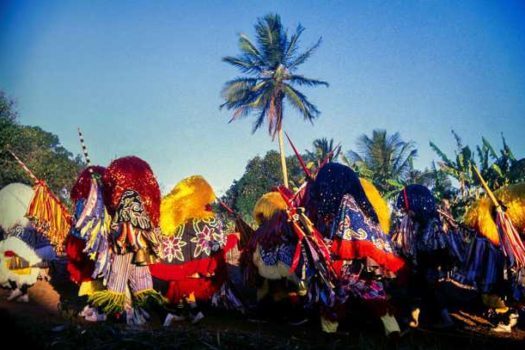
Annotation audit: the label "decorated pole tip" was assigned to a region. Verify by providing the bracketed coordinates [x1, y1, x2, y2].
[7, 148, 39, 183]
[77, 127, 94, 174]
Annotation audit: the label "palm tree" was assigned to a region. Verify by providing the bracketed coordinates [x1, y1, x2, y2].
[221, 13, 328, 188]
[343, 129, 417, 198]
[305, 138, 340, 168]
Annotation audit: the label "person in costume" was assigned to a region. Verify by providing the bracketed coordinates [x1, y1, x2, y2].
[392, 184, 466, 329]
[89, 156, 164, 325]
[0, 183, 56, 302]
[242, 191, 310, 323]
[462, 182, 525, 332]
[149, 175, 237, 325]
[66, 165, 111, 321]
[306, 163, 405, 336]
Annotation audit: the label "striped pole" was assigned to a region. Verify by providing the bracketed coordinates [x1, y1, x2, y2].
[77, 128, 93, 174]
[7, 149, 39, 183]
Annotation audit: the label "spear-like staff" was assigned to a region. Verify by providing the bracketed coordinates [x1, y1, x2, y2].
[7, 149, 39, 183]
[77, 128, 94, 173]
[284, 132, 341, 181]
[472, 165, 525, 268]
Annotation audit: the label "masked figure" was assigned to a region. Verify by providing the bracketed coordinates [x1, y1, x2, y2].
[66, 166, 111, 321]
[307, 163, 404, 336]
[392, 184, 466, 329]
[149, 176, 237, 325]
[89, 156, 164, 325]
[0, 183, 56, 302]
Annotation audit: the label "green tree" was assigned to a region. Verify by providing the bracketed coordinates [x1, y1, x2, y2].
[430, 130, 475, 197]
[343, 129, 417, 198]
[221, 150, 305, 224]
[221, 13, 328, 188]
[430, 131, 524, 218]
[431, 131, 524, 195]
[0, 91, 83, 200]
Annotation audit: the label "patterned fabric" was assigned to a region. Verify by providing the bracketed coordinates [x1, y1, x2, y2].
[452, 236, 504, 294]
[259, 243, 295, 268]
[105, 253, 154, 294]
[111, 190, 160, 260]
[392, 214, 465, 271]
[89, 252, 163, 314]
[333, 195, 394, 253]
[330, 194, 404, 274]
[7, 225, 52, 252]
[150, 217, 234, 303]
[159, 218, 226, 264]
[336, 263, 386, 303]
[73, 179, 112, 281]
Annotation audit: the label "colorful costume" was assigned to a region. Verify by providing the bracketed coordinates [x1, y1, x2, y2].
[0, 183, 56, 302]
[149, 176, 237, 324]
[392, 184, 464, 328]
[307, 163, 404, 335]
[461, 182, 525, 331]
[247, 192, 299, 284]
[65, 166, 112, 320]
[89, 156, 164, 323]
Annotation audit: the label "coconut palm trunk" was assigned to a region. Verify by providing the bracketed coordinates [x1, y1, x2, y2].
[278, 127, 289, 188]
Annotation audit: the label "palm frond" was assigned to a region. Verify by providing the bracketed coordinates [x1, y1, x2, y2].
[255, 14, 287, 67]
[282, 84, 320, 122]
[430, 141, 453, 166]
[238, 33, 264, 63]
[284, 24, 304, 62]
[482, 137, 498, 159]
[252, 97, 271, 133]
[289, 37, 322, 70]
[222, 56, 262, 74]
[288, 74, 329, 87]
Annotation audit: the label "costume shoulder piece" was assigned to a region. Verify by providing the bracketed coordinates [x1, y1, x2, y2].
[160, 175, 215, 236]
[359, 178, 391, 234]
[252, 191, 287, 225]
[464, 182, 525, 246]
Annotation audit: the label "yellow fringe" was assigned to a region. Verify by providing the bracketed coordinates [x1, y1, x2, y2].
[320, 316, 339, 333]
[89, 290, 126, 314]
[160, 176, 215, 236]
[252, 192, 287, 225]
[464, 182, 525, 245]
[360, 178, 391, 234]
[26, 182, 71, 253]
[133, 288, 167, 307]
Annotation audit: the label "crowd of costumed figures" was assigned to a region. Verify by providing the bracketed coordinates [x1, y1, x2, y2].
[1, 130, 525, 337]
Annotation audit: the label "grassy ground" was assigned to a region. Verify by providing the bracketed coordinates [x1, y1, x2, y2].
[1, 264, 524, 350]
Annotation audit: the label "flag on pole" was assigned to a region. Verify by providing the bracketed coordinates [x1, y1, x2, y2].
[8, 149, 71, 253]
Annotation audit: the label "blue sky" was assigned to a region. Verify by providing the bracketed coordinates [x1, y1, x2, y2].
[1, 0, 524, 194]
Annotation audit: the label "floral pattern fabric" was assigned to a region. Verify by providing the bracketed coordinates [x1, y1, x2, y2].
[159, 217, 226, 264]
